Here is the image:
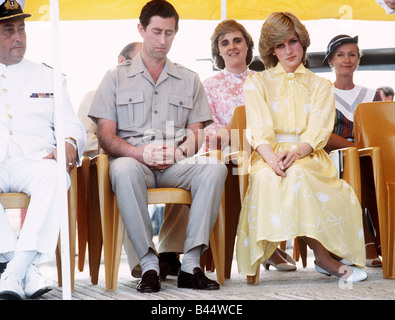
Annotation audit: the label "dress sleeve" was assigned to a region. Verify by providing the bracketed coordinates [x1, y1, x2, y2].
[300, 79, 335, 151]
[243, 73, 276, 150]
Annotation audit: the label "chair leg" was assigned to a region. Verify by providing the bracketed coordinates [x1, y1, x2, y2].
[88, 165, 102, 285]
[77, 164, 88, 272]
[209, 194, 226, 286]
[55, 230, 76, 291]
[247, 265, 260, 285]
[297, 237, 308, 268]
[224, 162, 242, 279]
[293, 238, 300, 262]
[384, 183, 395, 278]
[109, 211, 125, 291]
[56, 182, 77, 291]
[200, 248, 214, 271]
[101, 199, 116, 291]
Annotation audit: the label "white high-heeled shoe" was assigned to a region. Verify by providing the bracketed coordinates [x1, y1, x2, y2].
[314, 261, 367, 282]
[263, 248, 297, 271]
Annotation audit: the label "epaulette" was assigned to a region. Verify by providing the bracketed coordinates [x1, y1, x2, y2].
[41, 62, 67, 76]
[41, 62, 53, 69]
[117, 59, 132, 67]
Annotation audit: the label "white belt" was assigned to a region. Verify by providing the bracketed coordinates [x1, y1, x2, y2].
[275, 133, 300, 143]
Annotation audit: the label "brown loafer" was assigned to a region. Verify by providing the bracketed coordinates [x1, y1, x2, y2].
[177, 267, 220, 290]
[136, 270, 160, 293]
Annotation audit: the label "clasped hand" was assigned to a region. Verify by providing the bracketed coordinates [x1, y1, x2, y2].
[269, 149, 300, 177]
[143, 143, 178, 170]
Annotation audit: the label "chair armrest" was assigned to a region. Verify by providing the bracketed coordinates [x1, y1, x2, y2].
[198, 149, 223, 162]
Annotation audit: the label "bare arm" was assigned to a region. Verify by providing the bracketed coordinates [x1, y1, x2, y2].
[97, 118, 204, 169]
[324, 133, 354, 153]
[178, 122, 205, 159]
[96, 118, 146, 163]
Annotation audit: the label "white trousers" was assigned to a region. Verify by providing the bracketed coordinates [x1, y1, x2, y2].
[0, 155, 70, 265]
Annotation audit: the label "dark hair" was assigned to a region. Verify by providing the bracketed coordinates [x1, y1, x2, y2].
[139, 0, 179, 32]
[211, 19, 254, 70]
[377, 86, 394, 98]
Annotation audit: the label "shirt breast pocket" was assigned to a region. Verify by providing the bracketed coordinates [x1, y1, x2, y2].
[116, 90, 144, 129]
[169, 95, 193, 128]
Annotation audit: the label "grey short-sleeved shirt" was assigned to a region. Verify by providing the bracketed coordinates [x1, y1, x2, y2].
[89, 52, 213, 147]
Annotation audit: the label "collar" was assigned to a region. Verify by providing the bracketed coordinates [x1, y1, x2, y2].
[273, 62, 307, 77]
[127, 52, 183, 80]
[273, 63, 311, 94]
[0, 58, 25, 72]
[223, 67, 253, 78]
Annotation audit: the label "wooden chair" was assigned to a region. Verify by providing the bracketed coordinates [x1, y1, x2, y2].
[354, 101, 395, 279]
[94, 151, 226, 291]
[75, 157, 102, 285]
[0, 166, 78, 290]
[230, 105, 362, 285]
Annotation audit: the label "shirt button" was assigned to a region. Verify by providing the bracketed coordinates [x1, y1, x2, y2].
[128, 98, 132, 102]
[154, 91, 158, 95]
[154, 110, 158, 114]
[179, 101, 183, 106]
[8, 114, 12, 119]
[2, 88, 7, 93]
[1, 74, 5, 78]
[5, 104, 10, 109]
[9, 130, 12, 135]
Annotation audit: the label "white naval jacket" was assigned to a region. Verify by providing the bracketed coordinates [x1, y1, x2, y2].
[0, 59, 86, 162]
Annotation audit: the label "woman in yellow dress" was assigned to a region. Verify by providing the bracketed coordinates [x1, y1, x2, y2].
[236, 12, 367, 282]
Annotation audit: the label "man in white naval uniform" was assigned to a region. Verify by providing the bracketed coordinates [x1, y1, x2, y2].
[0, 1, 86, 299]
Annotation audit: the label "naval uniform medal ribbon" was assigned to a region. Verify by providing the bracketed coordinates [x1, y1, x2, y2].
[30, 93, 54, 98]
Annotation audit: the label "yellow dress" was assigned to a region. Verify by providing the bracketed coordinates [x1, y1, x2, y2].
[236, 63, 366, 275]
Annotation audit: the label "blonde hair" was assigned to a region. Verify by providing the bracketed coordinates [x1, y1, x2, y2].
[259, 12, 310, 69]
[211, 19, 254, 70]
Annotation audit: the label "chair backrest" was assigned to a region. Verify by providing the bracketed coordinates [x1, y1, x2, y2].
[354, 101, 395, 182]
[230, 106, 252, 201]
[231, 106, 251, 154]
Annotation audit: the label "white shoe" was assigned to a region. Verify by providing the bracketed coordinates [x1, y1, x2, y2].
[0, 271, 25, 300]
[24, 265, 52, 299]
[346, 266, 368, 282]
[314, 261, 367, 282]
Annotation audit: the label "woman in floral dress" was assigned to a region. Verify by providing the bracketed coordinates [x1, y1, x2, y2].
[202, 19, 255, 154]
[236, 12, 367, 282]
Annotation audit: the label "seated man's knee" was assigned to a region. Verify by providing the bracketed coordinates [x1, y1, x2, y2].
[110, 157, 142, 182]
[204, 161, 228, 184]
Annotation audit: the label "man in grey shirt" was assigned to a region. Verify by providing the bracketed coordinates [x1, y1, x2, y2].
[89, 0, 227, 293]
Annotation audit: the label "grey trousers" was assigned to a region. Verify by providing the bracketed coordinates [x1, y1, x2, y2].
[109, 155, 227, 261]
